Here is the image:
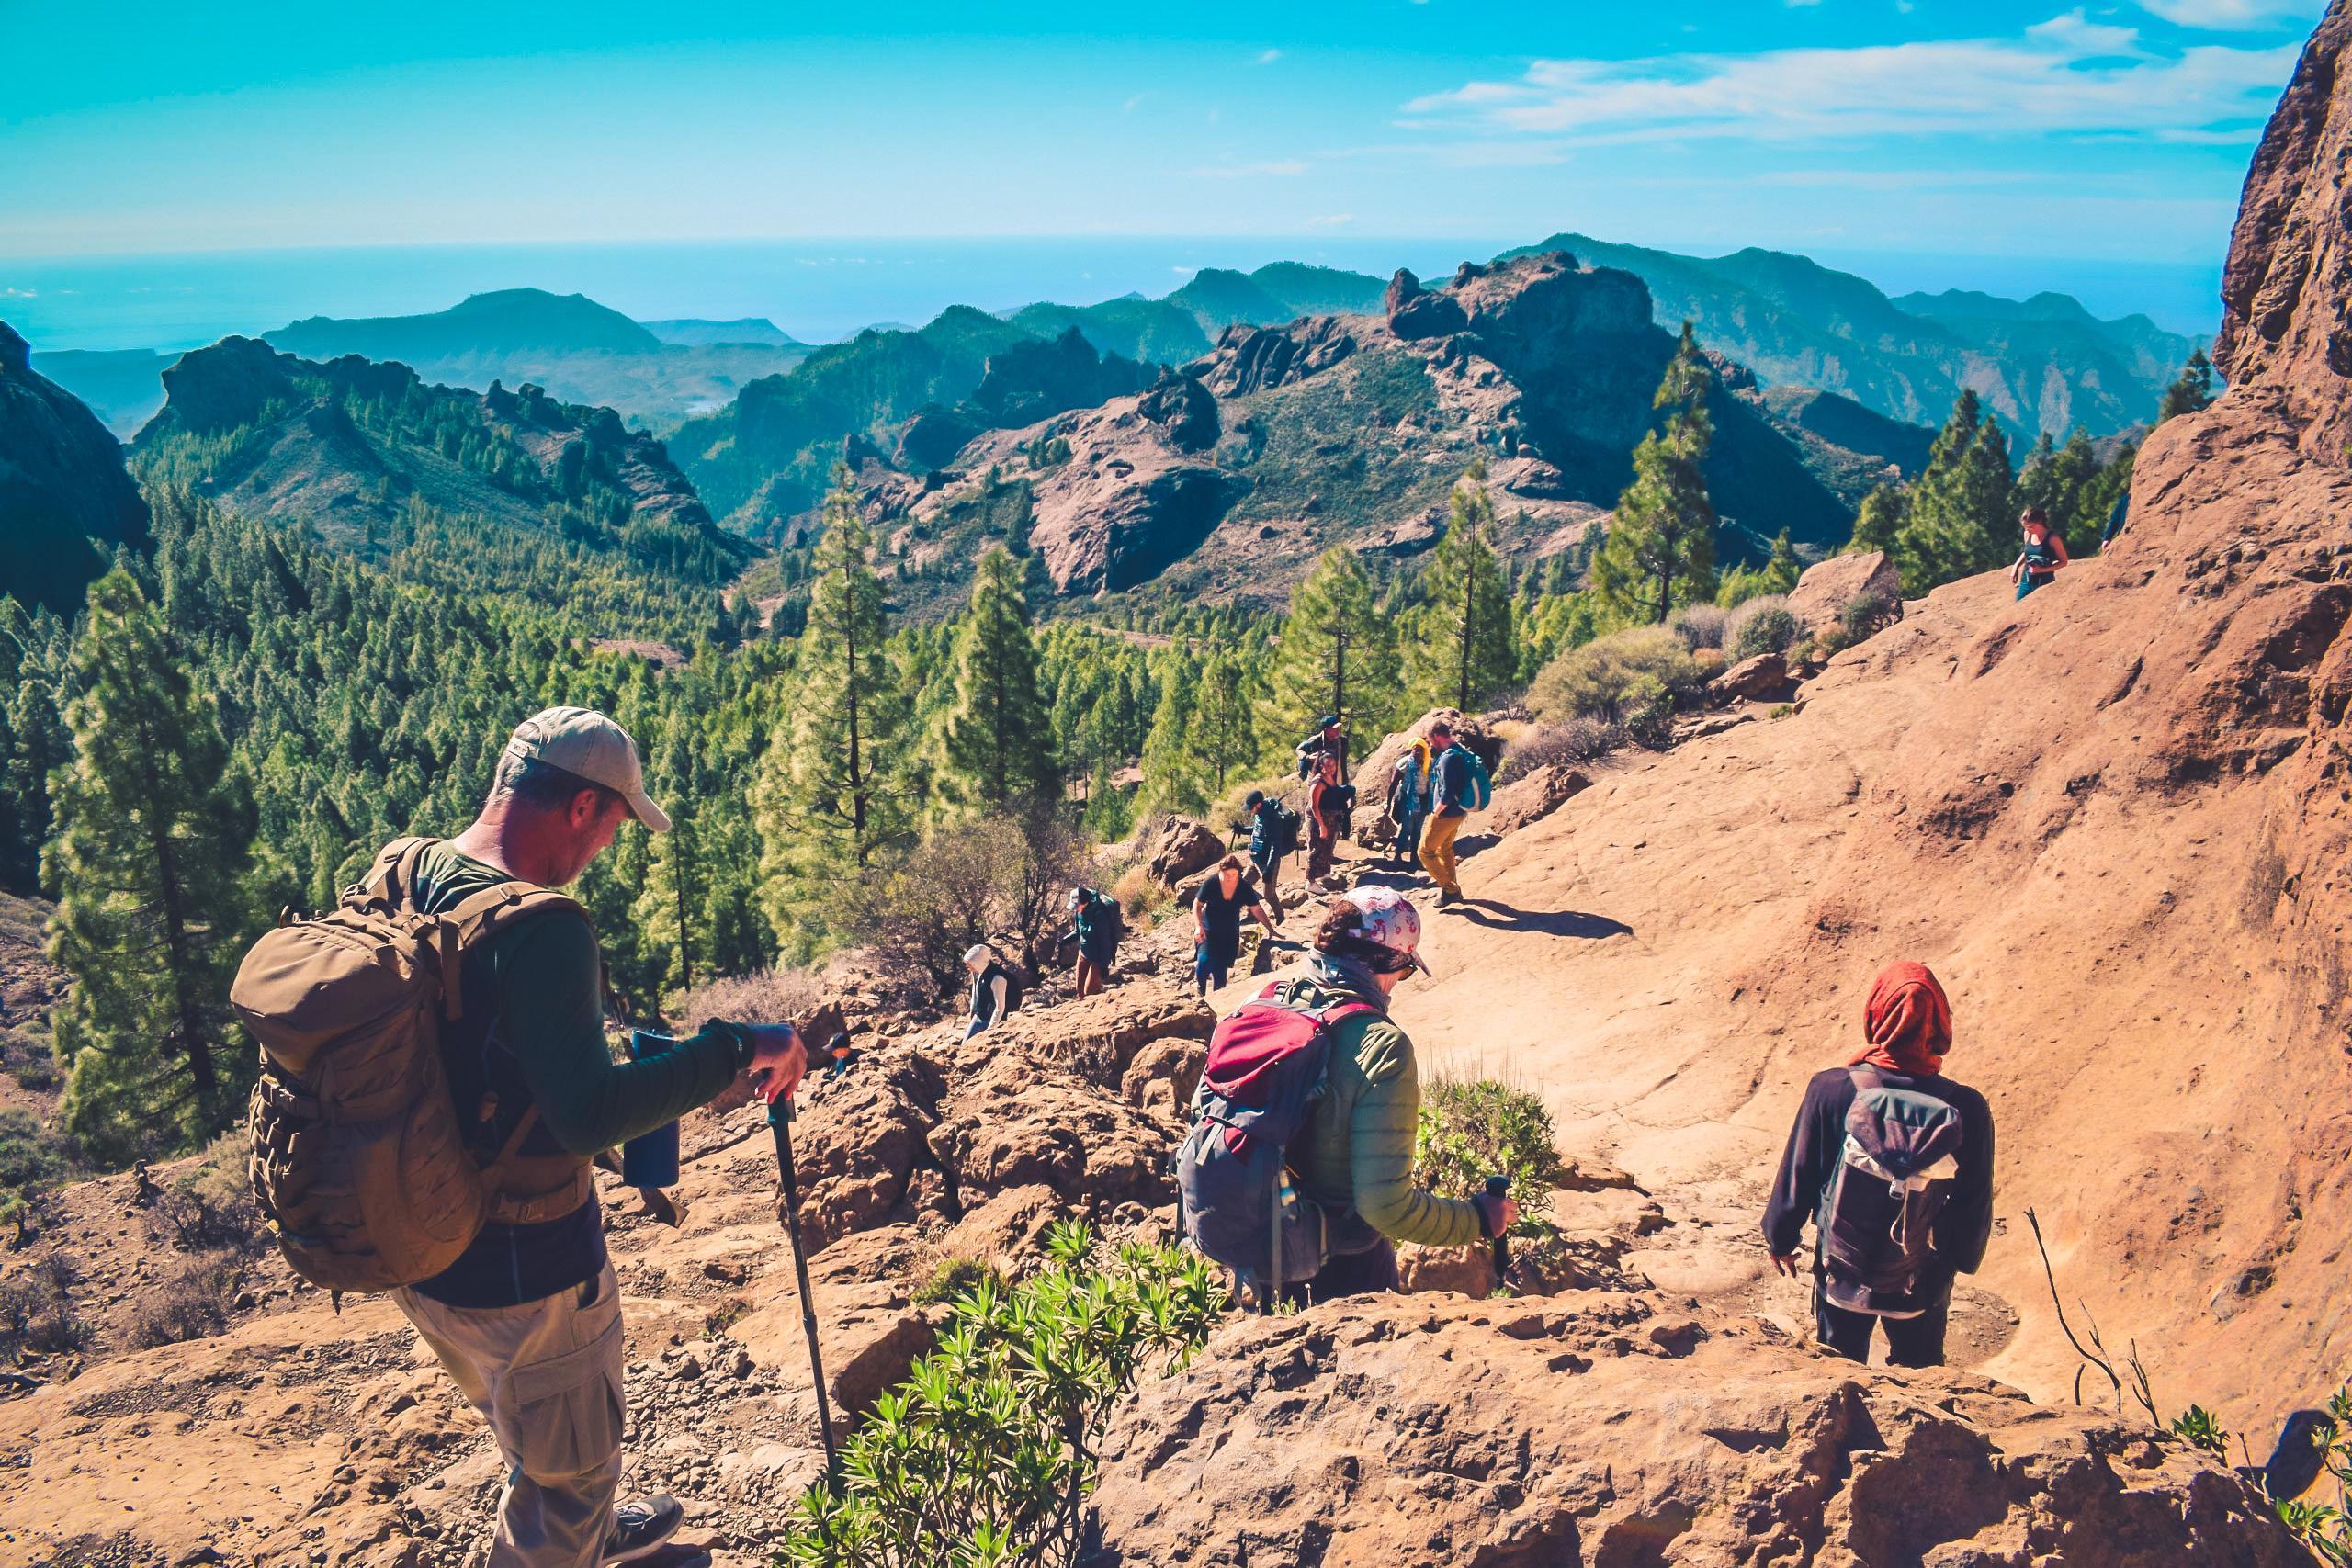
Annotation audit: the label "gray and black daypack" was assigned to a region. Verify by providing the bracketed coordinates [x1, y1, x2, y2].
[1818, 1066, 1964, 1316]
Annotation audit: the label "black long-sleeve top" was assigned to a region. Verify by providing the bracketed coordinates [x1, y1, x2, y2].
[1762, 1066, 1996, 1275]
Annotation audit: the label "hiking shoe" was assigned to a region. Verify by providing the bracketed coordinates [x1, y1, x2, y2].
[604, 1495, 684, 1564]
[1437, 889, 1462, 908]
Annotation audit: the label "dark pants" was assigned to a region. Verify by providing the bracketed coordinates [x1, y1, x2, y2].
[1813, 1275, 1952, 1367]
[1252, 849, 1284, 905]
[1391, 810, 1423, 863]
[1276, 1239, 1398, 1309]
[1194, 932, 1240, 993]
[2016, 570, 2052, 601]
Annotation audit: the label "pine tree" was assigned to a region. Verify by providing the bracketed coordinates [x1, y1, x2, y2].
[1407, 459, 1519, 712]
[2157, 345, 2215, 424]
[1138, 652, 1205, 815]
[44, 570, 260, 1162]
[1188, 649, 1260, 796]
[1763, 529, 1802, 594]
[753, 480, 912, 953]
[1268, 546, 1390, 777]
[937, 547, 1057, 809]
[1895, 394, 2015, 592]
[1592, 322, 1719, 624]
[1849, 482, 1910, 558]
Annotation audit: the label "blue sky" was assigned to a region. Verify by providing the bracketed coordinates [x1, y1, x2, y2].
[0, 1, 2324, 282]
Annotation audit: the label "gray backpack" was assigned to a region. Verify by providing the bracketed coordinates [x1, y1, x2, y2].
[1818, 1067, 1962, 1317]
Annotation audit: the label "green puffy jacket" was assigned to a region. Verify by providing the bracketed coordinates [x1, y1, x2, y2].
[1279, 967, 1484, 1251]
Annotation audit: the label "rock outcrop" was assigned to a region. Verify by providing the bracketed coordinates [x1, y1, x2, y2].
[0, 319, 152, 615]
[1087, 1292, 2304, 1566]
[1785, 547, 1905, 637]
[1144, 814, 1227, 887]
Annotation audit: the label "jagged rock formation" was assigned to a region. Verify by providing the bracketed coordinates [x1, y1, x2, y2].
[891, 250, 1887, 610]
[134, 337, 744, 577]
[968, 326, 1155, 432]
[1086, 1292, 2304, 1566]
[1785, 547, 1905, 637]
[0, 321, 152, 615]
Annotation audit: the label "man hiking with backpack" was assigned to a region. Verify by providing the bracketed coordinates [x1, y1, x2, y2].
[1418, 722, 1489, 908]
[1179, 886, 1515, 1306]
[1762, 960, 1995, 1368]
[1066, 884, 1123, 999]
[1244, 788, 1299, 911]
[236, 707, 808, 1568]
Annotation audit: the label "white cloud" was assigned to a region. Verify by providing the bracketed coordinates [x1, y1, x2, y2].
[2138, 0, 2320, 28]
[1401, 16, 2297, 144]
[1255, 48, 1283, 65]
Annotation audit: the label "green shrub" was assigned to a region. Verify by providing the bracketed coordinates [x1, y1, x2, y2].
[1841, 592, 1897, 644]
[0, 1109, 65, 1197]
[910, 1252, 1005, 1306]
[1526, 626, 1702, 745]
[1727, 600, 1801, 662]
[779, 1221, 1224, 1567]
[1414, 1076, 1573, 1239]
[0, 1252, 88, 1359]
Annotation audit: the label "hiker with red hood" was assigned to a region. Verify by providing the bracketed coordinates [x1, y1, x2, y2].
[1762, 961, 1995, 1367]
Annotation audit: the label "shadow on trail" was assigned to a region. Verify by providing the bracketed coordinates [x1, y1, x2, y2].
[1453, 898, 1633, 942]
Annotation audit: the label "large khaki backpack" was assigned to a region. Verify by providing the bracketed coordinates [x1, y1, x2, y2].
[232, 837, 586, 1294]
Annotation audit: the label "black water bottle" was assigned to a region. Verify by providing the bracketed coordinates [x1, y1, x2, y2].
[1484, 1174, 1512, 1279]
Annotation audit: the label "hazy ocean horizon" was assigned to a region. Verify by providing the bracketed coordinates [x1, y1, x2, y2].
[0, 236, 2227, 355]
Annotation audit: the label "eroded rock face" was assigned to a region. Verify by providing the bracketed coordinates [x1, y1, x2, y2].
[1710, 650, 1796, 705]
[1786, 547, 1905, 637]
[1483, 762, 1592, 838]
[1085, 1292, 2304, 1567]
[1195, 318, 1358, 397]
[2218, 0, 2352, 457]
[1145, 814, 1227, 886]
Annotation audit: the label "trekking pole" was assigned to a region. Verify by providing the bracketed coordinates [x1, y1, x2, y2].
[1485, 1174, 1512, 1280]
[769, 1094, 839, 1483]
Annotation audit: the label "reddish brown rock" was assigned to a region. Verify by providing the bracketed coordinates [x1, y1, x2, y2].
[1785, 548, 1904, 637]
[939, 1182, 1064, 1271]
[1118, 1034, 1206, 1121]
[1482, 762, 1592, 838]
[1144, 813, 1227, 887]
[1087, 1292, 2303, 1567]
[1709, 650, 1795, 705]
[1395, 1242, 1496, 1297]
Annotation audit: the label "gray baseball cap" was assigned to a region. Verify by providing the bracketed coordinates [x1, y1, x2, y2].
[503, 706, 670, 832]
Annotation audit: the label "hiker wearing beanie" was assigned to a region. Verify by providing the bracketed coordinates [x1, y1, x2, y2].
[1235, 888, 1514, 1303]
[1762, 961, 1996, 1368]
[388, 708, 807, 1567]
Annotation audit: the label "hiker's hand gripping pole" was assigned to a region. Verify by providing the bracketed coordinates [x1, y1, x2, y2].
[752, 1028, 837, 1484]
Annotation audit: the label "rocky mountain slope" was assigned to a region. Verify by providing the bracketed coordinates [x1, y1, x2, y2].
[1362, 0, 2352, 1439]
[855, 252, 1890, 611]
[0, 321, 152, 617]
[23, 346, 174, 439]
[1520, 230, 2199, 447]
[132, 336, 751, 590]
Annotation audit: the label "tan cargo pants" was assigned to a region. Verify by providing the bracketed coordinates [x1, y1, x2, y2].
[395, 1262, 627, 1568]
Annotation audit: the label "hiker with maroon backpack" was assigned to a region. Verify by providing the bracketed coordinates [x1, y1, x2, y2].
[1179, 887, 1515, 1306]
[236, 708, 808, 1568]
[1762, 960, 1996, 1368]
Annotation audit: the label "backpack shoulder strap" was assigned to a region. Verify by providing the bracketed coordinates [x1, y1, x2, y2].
[354, 836, 437, 909]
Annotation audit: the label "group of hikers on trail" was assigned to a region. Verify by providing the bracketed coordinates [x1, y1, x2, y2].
[232, 700, 1999, 1566]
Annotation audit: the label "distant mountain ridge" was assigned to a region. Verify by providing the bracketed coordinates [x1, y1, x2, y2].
[640, 318, 805, 348]
[1506, 231, 2197, 446]
[131, 336, 751, 620]
[271, 288, 663, 359]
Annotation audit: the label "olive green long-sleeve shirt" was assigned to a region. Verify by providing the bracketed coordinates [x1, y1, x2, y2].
[1282, 969, 1484, 1251]
[414, 841, 749, 1156]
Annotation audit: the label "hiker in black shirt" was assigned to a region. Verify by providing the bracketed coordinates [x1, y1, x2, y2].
[1192, 854, 1278, 995]
[1763, 961, 1994, 1367]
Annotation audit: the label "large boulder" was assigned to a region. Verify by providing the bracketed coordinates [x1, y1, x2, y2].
[1087, 1292, 2305, 1566]
[1384, 268, 1469, 341]
[1144, 813, 1227, 887]
[1482, 762, 1591, 838]
[1708, 650, 1797, 705]
[1786, 548, 1905, 638]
